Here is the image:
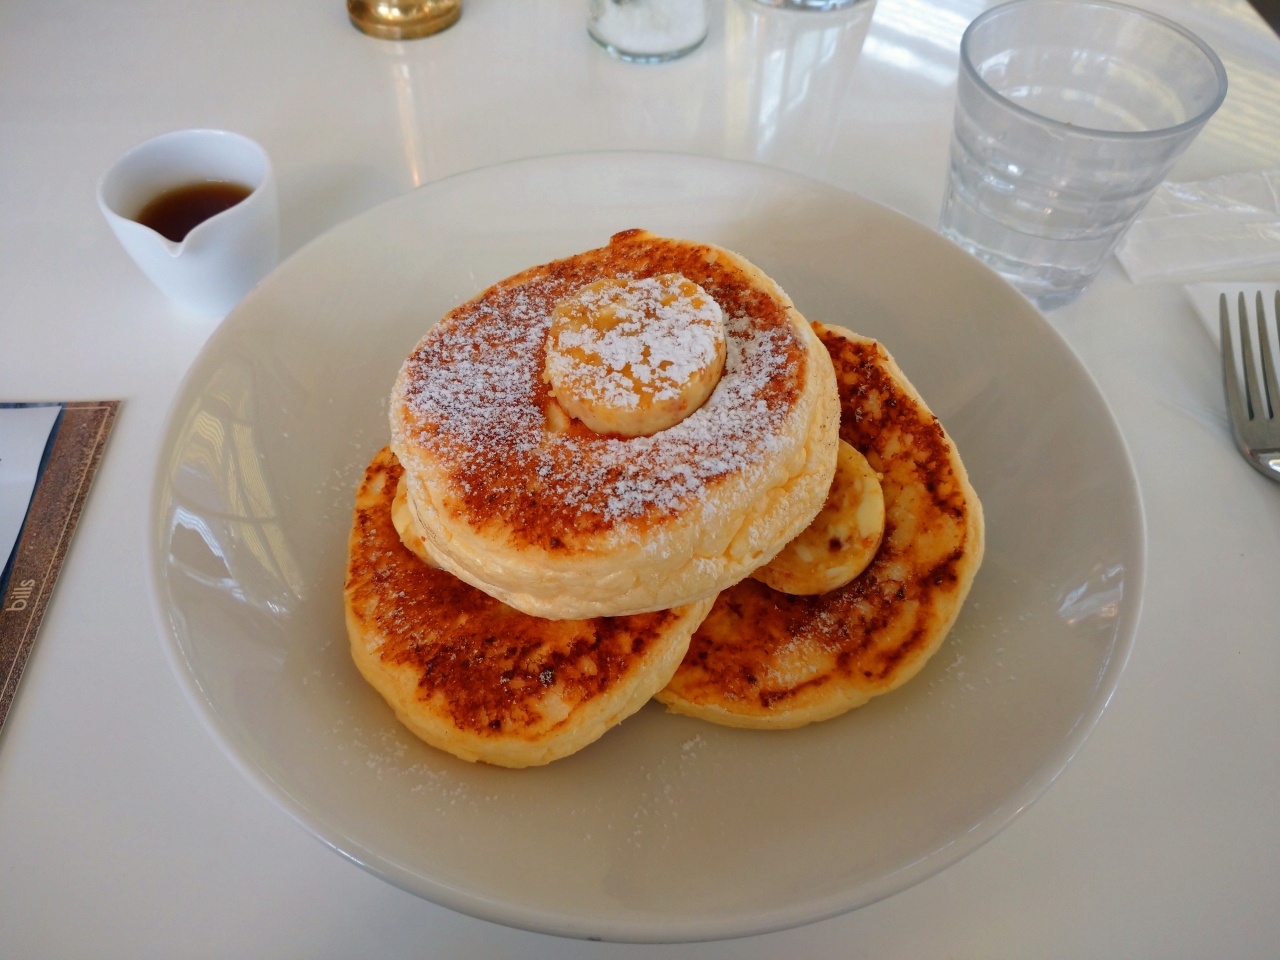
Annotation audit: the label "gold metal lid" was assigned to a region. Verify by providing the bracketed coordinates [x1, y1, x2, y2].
[347, 0, 460, 40]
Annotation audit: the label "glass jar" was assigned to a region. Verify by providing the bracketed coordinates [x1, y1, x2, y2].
[588, 0, 710, 63]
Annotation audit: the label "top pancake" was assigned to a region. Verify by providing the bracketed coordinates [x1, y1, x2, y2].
[656, 324, 985, 728]
[390, 230, 839, 620]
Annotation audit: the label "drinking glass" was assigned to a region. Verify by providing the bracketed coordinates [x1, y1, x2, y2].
[748, 0, 867, 10]
[724, 0, 876, 160]
[938, 0, 1227, 309]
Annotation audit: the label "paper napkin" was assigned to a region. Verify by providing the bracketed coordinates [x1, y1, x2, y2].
[1117, 169, 1280, 284]
[1184, 283, 1280, 349]
[0, 405, 61, 582]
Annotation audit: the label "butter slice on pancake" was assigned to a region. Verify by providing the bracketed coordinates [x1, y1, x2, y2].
[544, 273, 728, 437]
[656, 324, 984, 729]
[345, 447, 713, 767]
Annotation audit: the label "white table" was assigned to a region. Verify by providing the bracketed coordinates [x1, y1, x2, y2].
[2, 0, 1279, 955]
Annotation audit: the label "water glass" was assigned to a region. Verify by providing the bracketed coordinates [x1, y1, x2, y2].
[588, 0, 710, 62]
[938, 0, 1227, 309]
[748, 0, 867, 10]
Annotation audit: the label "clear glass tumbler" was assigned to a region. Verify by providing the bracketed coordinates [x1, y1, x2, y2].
[748, 0, 866, 11]
[588, 0, 710, 63]
[938, 0, 1227, 309]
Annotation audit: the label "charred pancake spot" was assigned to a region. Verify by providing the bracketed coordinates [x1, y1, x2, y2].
[829, 537, 843, 552]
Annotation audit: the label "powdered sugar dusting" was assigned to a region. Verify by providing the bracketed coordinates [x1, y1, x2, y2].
[392, 238, 806, 545]
[545, 274, 724, 411]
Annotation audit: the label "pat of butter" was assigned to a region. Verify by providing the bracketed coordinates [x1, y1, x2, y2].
[543, 274, 726, 438]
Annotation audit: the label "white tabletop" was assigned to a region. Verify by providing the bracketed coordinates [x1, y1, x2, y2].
[2, 0, 1279, 955]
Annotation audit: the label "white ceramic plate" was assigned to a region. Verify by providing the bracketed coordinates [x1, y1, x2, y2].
[149, 153, 1144, 943]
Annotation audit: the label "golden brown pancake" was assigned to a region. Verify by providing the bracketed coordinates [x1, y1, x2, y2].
[345, 447, 713, 767]
[389, 230, 839, 621]
[390, 473, 437, 567]
[656, 324, 985, 729]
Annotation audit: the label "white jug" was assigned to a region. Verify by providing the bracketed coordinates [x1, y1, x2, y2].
[98, 129, 279, 317]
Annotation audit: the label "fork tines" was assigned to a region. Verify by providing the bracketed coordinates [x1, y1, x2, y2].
[1220, 291, 1280, 482]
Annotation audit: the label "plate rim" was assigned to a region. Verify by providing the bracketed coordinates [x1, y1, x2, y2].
[146, 149, 1146, 943]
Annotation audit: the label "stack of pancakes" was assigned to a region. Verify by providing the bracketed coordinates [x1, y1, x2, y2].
[345, 230, 984, 767]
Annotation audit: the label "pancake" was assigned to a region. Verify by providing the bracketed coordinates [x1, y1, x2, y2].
[345, 447, 714, 768]
[656, 324, 985, 729]
[391, 472, 437, 567]
[390, 229, 840, 620]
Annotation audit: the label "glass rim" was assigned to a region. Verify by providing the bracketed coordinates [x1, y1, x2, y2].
[959, 0, 1229, 140]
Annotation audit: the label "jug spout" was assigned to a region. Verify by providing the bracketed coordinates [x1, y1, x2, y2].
[96, 129, 279, 317]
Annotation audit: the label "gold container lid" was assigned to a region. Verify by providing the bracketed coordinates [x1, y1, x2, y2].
[347, 0, 460, 40]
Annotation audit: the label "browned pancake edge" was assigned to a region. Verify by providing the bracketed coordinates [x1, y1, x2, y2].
[656, 324, 985, 729]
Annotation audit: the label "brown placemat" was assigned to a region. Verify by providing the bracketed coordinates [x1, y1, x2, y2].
[0, 401, 119, 732]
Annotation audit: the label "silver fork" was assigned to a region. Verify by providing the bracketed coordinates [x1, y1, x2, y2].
[1221, 291, 1280, 482]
